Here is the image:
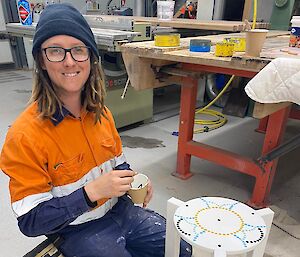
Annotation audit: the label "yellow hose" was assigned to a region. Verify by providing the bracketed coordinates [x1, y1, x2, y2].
[194, 75, 234, 133]
[252, 0, 257, 30]
[193, 0, 257, 133]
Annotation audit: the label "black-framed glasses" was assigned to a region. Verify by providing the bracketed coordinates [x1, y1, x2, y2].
[42, 46, 91, 62]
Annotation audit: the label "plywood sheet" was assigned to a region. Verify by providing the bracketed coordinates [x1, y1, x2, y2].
[85, 14, 269, 32]
[132, 17, 269, 32]
[252, 102, 291, 119]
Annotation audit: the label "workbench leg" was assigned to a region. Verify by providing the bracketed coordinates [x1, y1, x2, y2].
[173, 77, 198, 179]
[255, 117, 268, 133]
[289, 106, 300, 120]
[249, 106, 291, 207]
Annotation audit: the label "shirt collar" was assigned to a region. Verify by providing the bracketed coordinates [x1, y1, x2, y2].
[51, 105, 73, 126]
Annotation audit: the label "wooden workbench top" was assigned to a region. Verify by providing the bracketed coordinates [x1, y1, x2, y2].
[121, 30, 295, 90]
[121, 30, 289, 55]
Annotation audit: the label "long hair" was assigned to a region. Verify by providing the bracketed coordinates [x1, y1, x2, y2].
[30, 53, 107, 123]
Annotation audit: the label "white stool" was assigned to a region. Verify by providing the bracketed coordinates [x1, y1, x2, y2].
[165, 197, 274, 257]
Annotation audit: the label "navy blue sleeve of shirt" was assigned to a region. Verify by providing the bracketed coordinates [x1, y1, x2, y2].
[17, 188, 90, 237]
[17, 162, 131, 237]
[115, 162, 131, 170]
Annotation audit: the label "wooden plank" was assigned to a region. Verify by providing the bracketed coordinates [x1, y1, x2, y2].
[133, 17, 269, 31]
[121, 46, 270, 73]
[122, 50, 181, 90]
[260, 36, 300, 59]
[252, 102, 292, 119]
[242, 0, 252, 21]
[86, 14, 269, 32]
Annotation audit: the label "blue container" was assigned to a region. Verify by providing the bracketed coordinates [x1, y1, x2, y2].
[189, 39, 211, 52]
[18, 0, 33, 25]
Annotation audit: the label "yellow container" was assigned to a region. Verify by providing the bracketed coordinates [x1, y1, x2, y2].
[223, 37, 246, 52]
[215, 42, 234, 57]
[154, 34, 180, 47]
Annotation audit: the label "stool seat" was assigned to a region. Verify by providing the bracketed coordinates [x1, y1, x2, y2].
[174, 197, 266, 255]
[165, 197, 274, 257]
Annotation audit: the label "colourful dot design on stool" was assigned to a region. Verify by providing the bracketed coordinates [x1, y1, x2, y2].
[174, 197, 267, 252]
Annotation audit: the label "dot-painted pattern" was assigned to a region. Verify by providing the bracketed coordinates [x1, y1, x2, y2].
[173, 197, 267, 253]
[194, 207, 245, 236]
[245, 228, 264, 244]
[176, 218, 191, 237]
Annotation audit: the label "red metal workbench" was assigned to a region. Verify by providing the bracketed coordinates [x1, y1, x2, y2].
[121, 31, 298, 207]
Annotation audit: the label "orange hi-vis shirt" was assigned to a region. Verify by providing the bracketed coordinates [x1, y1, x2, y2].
[0, 102, 126, 225]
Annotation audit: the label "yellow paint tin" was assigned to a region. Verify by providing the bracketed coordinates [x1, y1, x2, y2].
[154, 34, 180, 47]
[223, 37, 246, 52]
[215, 42, 234, 57]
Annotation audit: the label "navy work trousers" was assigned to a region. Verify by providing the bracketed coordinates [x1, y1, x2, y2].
[58, 196, 192, 257]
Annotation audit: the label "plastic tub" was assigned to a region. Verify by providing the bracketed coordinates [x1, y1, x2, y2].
[154, 33, 180, 47]
[215, 42, 234, 57]
[289, 16, 300, 47]
[223, 37, 246, 52]
[157, 1, 175, 20]
[189, 39, 211, 52]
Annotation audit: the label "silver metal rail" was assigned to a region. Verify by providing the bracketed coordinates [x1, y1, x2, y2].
[6, 22, 139, 51]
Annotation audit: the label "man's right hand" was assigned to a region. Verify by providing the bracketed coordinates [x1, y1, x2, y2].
[84, 169, 136, 202]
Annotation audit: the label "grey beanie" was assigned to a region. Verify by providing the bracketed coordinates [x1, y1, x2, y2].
[32, 3, 98, 59]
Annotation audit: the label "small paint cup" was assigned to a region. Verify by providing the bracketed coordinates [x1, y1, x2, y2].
[127, 173, 149, 204]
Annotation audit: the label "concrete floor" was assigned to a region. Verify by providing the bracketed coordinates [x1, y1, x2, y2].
[0, 69, 299, 257]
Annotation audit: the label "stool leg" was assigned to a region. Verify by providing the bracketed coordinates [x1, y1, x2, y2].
[250, 208, 274, 257]
[165, 197, 184, 257]
[192, 246, 212, 257]
[213, 249, 226, 257]
[193, 247, 227, 257]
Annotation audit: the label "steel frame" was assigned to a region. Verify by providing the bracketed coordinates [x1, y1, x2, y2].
[173, 63, 292, 208]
